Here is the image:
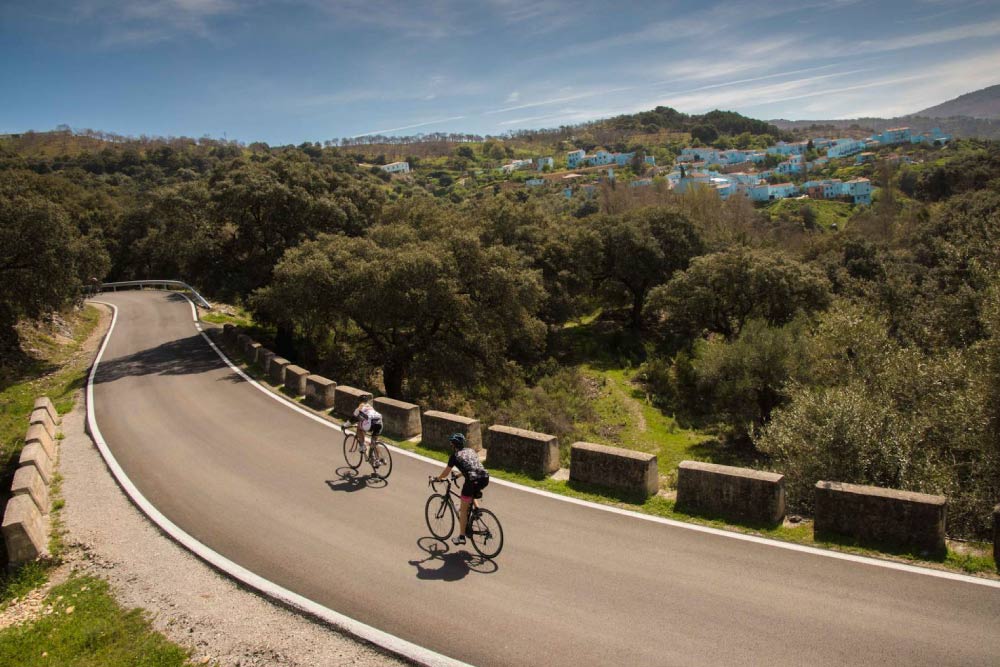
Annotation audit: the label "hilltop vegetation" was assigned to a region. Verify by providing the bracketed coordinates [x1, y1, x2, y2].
[2, 123, 1000, 539]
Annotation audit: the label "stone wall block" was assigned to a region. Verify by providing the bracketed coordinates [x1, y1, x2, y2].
[374, 398, 421, 439]
[19, 443, 54, 486]
[676, 461, 785, 525]
[333, 386, 373, 418]
[487, 425, 559, 476]
[284, 365, 310, 396]
[421, 411, 482, 452]
[29, 408, 57, 439]
[25, 424, 56, 460]
[570, 442, 658, 498]
[245, 342, 262, 365]
[2, 496, 47, 564]
[268, 357, 291, 386]
[33, 397, 59, 424]
[12, 466, 49, 515]
[258, 349, 276, 375]
[305, 375, 337, 409]
[814, 481, 947, 556]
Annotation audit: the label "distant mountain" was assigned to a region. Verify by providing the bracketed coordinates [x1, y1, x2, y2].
[769, 115, 999, 139]
[912, 84, 1000, 120]
[767, 85, 1000, 140]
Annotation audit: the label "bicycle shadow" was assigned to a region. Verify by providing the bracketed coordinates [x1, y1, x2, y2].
[408, 537, 498, 581]
[325, 467, 388, 492]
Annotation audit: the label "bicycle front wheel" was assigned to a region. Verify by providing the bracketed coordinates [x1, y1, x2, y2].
[425, 494, 454, 539]
[469, 508, 504, 559]
[369, 441, 393, 479]
[343, 434, 362, 469]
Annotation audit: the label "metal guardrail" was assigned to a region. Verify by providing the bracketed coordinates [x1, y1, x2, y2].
[96, 280, 212, 309]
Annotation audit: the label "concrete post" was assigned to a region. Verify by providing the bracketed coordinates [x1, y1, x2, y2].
[29, 408, 57, 439]
[25, 424, 56, 460]
[12, 466, 49, 515]
[19, 443, 53, 485]
[33, 396, 59, 424]
[2, 496, 48, 564]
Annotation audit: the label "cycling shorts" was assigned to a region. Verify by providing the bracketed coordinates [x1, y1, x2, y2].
[360, 420, 383, 437]
[461, 475, 489, 501]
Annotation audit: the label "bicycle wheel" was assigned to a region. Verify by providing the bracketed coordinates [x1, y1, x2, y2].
[469, 508, 504, 559]
[424, 494, 454, 539]
[343, 433, 362, 469]
[369, 441, 393, 479]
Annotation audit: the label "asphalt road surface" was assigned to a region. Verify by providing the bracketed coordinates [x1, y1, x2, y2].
[90, 290, 1000, 667]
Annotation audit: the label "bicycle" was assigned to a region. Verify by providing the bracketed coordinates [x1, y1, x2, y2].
[341, 422, 393, 480]
[425, 474, 504, 559]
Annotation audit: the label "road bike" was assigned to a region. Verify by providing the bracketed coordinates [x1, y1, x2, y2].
[425, 474, 504, 559]
[340, 422, 393, 480]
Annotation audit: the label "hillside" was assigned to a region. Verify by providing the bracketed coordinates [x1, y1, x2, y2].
[913, 84, 1000, 120]
[769, 84, 1000, 140]
[770, 115, 1000, 140]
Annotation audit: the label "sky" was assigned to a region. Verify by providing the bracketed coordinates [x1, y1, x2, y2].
[1, 0, 999, 145]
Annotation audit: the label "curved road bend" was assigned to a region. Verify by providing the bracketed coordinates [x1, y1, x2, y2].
[90, 291, 1000, 667]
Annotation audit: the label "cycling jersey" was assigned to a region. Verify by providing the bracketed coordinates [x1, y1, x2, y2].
[448, 448, 486, 482]
[354, 405, 382, 433]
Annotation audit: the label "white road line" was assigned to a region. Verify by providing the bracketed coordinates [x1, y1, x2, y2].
[192, 301, 1000, 590]
[87, 298, 473, 667]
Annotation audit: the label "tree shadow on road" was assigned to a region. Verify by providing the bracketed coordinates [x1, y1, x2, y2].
[325, 467, 387, 492]
[408, 537, 498, 581]
[94, 335, 227, 384]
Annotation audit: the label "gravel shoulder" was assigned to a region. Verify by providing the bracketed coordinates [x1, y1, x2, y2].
[55, 302, 407, 667]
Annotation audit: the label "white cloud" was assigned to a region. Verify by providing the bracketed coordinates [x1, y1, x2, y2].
[355, 115, 467, 137]
[506, 91, 521, 103]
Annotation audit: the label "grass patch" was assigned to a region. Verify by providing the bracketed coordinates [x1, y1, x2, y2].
[0, 576, 192, 666]
[945, 546, 996, 574]
[575, 366, 717, 476]
[0, 563, 49, 609]
[1, 306, 102, 567]
[767, 197, 854, 229]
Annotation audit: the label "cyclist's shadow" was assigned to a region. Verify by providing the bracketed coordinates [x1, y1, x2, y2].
[325, 467, 388, 492]
[408, 537, 498, 581]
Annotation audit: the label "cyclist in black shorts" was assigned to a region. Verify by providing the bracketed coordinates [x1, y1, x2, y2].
[433, 433, 490, 545]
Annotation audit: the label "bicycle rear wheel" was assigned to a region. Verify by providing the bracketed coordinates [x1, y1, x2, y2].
[370, 441, 393, 479]
[425, 494, 454, 539]
[469, 508, 503, 559]
[343, 433, 362, 469]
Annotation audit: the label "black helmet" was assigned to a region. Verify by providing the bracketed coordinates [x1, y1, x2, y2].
[448, 433, 467, 449]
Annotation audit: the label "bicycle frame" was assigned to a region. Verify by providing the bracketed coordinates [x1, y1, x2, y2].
[430, 475, 474, 528]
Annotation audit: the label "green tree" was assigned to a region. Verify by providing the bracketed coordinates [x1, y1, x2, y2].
[690, 124, 719, 144]
[209, 153, 384, 298]
[253, 229, 546, 399]
[0, 178, 109, 352]
[646, 247, 830, 341]
[593, 207, 703, 329]
[683, 316, 808, 446]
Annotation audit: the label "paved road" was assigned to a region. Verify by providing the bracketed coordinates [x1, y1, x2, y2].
[90, 291, 1000, 667]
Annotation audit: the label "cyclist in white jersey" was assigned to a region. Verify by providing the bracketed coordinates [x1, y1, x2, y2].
[350, 401, 383, 455]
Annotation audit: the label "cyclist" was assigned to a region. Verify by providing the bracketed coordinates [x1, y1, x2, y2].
[349, 401, 383, 456]
[433, 433, 490, 545]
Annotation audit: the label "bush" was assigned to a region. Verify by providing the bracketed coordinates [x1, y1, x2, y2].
[755, 301, 996, 537]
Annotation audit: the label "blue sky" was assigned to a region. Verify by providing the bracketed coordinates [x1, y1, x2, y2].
[2, 0, 999, 144]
